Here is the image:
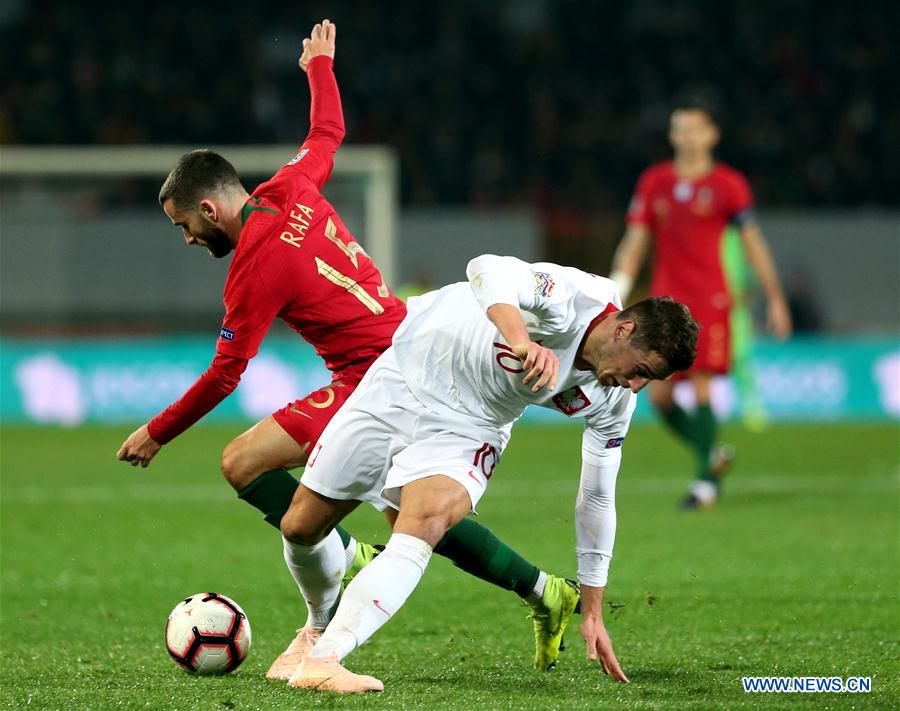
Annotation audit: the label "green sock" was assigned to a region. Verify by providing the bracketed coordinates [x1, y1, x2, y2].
[237, 468, 299, 529]
[660, 404, 695, 445]
[433, 517, 540, 599]
[334, 525, 351, 548]
[694, 404, 717, 481]
[236, 469, 352, 547]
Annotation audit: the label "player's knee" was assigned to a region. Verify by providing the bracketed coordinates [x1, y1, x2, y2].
[399, 489, 469, 546]
[279, 509, 327, 546]
[220, 438, 258, 491]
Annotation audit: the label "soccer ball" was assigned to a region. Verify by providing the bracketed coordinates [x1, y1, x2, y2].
[165, 592, 251, 674]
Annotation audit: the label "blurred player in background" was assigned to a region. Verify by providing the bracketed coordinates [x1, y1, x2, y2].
[610, 101, 792, 509]
[280, 255, 699, 692]
[116, 20, 579, 678]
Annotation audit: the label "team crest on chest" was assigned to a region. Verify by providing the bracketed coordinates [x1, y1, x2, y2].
[673, 180, 694, 203]
[692, 185, 715, 215]
[552, 386, 591, 416]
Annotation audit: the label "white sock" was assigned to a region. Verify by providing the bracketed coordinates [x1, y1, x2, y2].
[525, 570, 549, 606]
[309, 533, 432, 660]
[344, 536, 357, 570]
[282, 530, 346, 629]
[690, 479, 718, 504]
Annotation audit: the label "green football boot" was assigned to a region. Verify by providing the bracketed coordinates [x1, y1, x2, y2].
[342, 540, 382, 587]
[529, 576, 580, 670]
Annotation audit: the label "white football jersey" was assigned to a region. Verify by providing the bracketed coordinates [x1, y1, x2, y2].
[392, 255, 636, 449]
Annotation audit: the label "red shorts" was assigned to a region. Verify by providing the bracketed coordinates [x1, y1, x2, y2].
[674, 296, 731, 381]
[271, 370, 366, 451]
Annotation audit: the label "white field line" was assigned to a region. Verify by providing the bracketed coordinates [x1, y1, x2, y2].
[0, 483, 232, 504]
[631, 473, 898, 495]
[1, 472, 897, 504]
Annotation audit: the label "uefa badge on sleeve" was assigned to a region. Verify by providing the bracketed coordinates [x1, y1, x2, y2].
[287, 148, 310, 166]
[532, 271, 555, 298]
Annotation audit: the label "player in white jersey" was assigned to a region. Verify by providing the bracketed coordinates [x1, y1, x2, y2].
[279, 254, 699, 693]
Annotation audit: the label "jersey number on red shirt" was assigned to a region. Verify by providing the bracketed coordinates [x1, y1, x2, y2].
[314, 217, 388, 315]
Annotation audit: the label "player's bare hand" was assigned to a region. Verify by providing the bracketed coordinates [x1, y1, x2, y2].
[116, 424, 162, 469]
[515, 342, 558, 392]
[299, 19, 336, 72]
[581, 614, 629, 683]
[767, 297, 792, 340]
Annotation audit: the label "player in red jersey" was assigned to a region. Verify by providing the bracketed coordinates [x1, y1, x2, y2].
[611, 100, 792, 509]
[116, 20, 579, 679]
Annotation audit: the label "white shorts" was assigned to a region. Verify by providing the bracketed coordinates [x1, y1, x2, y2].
[301, 348, 510, 512]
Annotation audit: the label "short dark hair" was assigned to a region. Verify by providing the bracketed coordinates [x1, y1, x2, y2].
[158, 149, 243, 210]
[618, 296, 699, 373]
[671, 95, 720, 127]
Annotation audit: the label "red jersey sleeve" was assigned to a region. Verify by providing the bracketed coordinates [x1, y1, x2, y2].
[281, 56, 346, 190]
[215, 255, 283, 361]
[626, 168, 656, 228]
[728, 171, 755, 226]
[147, 353, 248, 444]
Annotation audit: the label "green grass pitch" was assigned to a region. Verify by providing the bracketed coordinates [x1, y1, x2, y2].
[1, 422, 897, 709]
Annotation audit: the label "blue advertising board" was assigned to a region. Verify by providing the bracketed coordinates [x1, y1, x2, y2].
[1, 336, 897, 425]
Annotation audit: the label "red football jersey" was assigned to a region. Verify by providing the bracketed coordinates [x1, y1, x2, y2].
[217, 152, 405, 373]
[627, 161, 754, 307]
[147, 57, 404, 444]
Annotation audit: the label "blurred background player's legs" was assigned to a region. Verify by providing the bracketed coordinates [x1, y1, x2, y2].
[650, 374, 732, 509]
[650, 296, 735, 509]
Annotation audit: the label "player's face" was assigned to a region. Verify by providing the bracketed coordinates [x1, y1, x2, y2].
[163, 199, 233, 258]
[594, 340, 671, 393]
[669, 109, 719, 159]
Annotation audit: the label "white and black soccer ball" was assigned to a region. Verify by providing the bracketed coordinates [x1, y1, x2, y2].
[165, 592, 251, 674]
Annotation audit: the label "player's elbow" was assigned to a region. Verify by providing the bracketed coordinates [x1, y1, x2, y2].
[210, 354, 247, 394]
[309, 121, 345, 149]
[329, 121, 346, 146]
[575, 491, 615, 518]
[219, 374, 241, 395]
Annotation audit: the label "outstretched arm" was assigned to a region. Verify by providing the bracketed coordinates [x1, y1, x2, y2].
[576, 408, 637, 682]
[296, 20, 345, 181]
[117, 248, 283, 467]
[299, 19, 336, 72]
[575, 452, 628, 682]
[116, 354, 248, 467]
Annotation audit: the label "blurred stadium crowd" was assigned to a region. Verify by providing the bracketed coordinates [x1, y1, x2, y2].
[3, 0, 896, 211]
